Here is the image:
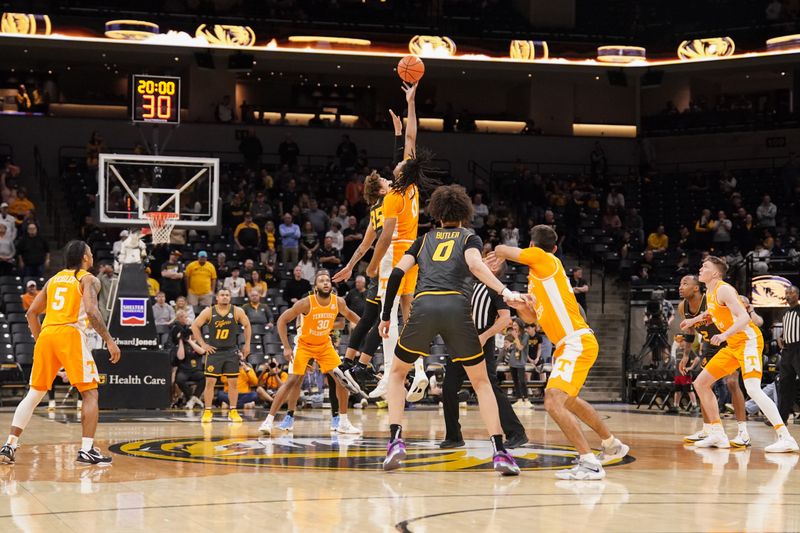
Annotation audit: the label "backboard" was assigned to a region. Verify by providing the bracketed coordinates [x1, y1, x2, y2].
[97, 153, 219, 227]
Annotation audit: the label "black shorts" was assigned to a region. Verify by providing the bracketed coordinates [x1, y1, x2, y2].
[365, 276, 381, 305]
[396, 294, 484, 367]
[204, 349, 239, 377]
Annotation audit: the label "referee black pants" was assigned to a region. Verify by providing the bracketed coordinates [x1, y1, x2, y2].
[442, 338, 526, 441]
[778, 344, 800, 423]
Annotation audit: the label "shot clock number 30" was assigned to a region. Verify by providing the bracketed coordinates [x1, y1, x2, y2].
[132, 75, 181, 124]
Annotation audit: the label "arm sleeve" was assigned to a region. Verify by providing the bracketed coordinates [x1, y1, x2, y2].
[392, 135, 404, 166]
[381, 268, 406, 321]
[404, 235, 425, 257]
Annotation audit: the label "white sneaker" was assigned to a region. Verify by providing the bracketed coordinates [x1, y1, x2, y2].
[368, 378, 388, 399]
[406, 372, 429, 403]
[555, 460, 605, 480]
[337, 418, 362, 435]
[683, 429, 708, 444]
[258, 419, 273, 436]
[47, 400, 56, 411]
[730, 433, 751, 448]
[764, 433, 799, 453]
[694, 431, 731, 449]
[596, 439, 630, 465]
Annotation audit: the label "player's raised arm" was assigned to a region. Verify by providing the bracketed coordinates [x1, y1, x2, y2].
[191, 307, 214, 354]
[25, 281, 48, 341]
[402, 83, 418, 159]
[276, 297, 310, 362]
[82, 274, 121, 363]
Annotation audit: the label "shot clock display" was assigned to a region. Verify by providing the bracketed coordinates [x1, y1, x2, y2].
[132, 75, 181, 124]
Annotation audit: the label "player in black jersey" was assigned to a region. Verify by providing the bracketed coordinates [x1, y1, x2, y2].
[677, 275, 750, 446]
[378, 185, 521, 476]
[191, 288, 252, 424]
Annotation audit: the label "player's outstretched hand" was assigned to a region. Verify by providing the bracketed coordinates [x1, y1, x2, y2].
[485, 252, 503, 271]
[709, 334, 725, 346]
[389, 109, 403, 135]
[107, 339, 121, 364]
[379, 320, 391, 339]
[332, 266, 352, 283]
[402, 82, 418, 102]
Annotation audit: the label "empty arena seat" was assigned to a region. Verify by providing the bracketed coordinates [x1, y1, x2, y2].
[7, 313, 27, 325]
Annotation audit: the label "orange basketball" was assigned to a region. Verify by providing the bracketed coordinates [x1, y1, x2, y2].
[397, 55, 425, 83]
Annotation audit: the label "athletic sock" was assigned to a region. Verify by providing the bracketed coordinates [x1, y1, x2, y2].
[5, 435, 19, 448]
[710, 421, 724, 434]
[702, 423, 712, 434]
[265, 414, 275, 425]
[737, 421, 748, 435]
[601, 435, 616, 448]
[581, 452, 601, 465]
[775, 424, 790, 438]
[287, 410, 295, 418]
[81, 437, 93, 452]
[390, 424, 402, 442]
[340, 414, 349, 424]
[490, 434, 506, 454]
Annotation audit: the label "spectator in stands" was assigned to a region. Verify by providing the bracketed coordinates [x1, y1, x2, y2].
[96, 261, 115, 322]
[279, 134, 300, 167]
[171, 310, 206, 409]
[333, 205, 349, 231]
[246, 270, 268, 298]
[601, 207, 623, 234]
[159, 250, 184, 302]
[756, 194, 777, 230]
[305, 199, 329, 239]
[472, 193, 489, 230]
[173, 295, 195, 322]
[223, 266, 246, 298]
[85, 131, 105, 171]
[693, 208, 714, 250]
[298, 250, 317, 284]
[336, 135, 358, 169]
[20, 280, 38, 311]
[15, 84, 31, 111]
[153, 291, 176, 345]
[325, 221, 344, 252]
[184, 251, 216, 306]
[218, 361, 260, 409]
[344, 174, 364, 215]
[480, 213, 502, 248]
[242, 289, 274, 328]
[606, 187, 625, 210]
[0, 223, 15, 275]
[316, 236, 342, 275]
[284, 265, 312, 304]
[234, 212, 261, 262]
[712, 210, 733, 252]
[570, 267, 589, 311]
[242, 259, 257, 280]
[733, 212, 757, 252]
[263, 220, 277, 264]
[718, 171, 737, 196]
[16, 223, 49, 277]
[345, 275, 367, 317]
[250, 192, 273, 229]
[501, 218, 520, 247]
[505, 320, 531, 406]
[279, 213, 301, 265]
[8, 188, 34, 226]
[632, 250, 656, 284]
[215, 95, 234, 123]
[0, 203, 16, 240]
[238, 129, 263, 168]
[300, 220, 320, 257]
[646, 224, 669, 253]
[341, 216, 362, 264]
[626, 207, 644, 245]
[676, 225, 692, 254]
[145, 267, 160, 296]
[111, 230, 129, 264]
[590, 142, 607, 179]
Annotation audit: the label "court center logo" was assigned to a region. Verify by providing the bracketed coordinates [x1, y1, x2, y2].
[120, 298, 148, 326]
[111, 436, 633, 471]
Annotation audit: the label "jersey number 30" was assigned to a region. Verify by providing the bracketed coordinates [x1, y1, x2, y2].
[432, 240, 454, 262]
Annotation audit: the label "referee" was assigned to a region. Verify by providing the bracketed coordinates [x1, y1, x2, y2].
[440, 261, 528, 449]
[778, 285, 800, 423]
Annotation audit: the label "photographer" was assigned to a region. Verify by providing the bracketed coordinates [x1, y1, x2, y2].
[218, 359, 260, 409]
[642, 288, 674, 365]
[171, 310, 207, 410]
[257, 358, 288, 405]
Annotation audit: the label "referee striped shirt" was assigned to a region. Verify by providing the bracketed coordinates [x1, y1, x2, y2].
[470, 282, 508, 333]
[782, 304, 800, 345]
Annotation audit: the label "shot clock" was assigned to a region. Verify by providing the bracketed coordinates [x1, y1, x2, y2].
[132, 75, 181, 124]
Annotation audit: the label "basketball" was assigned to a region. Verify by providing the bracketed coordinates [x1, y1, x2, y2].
[397, 55, 425, 83]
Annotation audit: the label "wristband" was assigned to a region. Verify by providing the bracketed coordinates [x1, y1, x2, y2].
[500, 287, 511, 298]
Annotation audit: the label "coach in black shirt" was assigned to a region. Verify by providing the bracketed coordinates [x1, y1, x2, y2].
[440, 261, 528, 449]
[778, 285, 800, 423]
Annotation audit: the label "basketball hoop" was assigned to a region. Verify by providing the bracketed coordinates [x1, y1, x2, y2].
[144, 212, 179, 245]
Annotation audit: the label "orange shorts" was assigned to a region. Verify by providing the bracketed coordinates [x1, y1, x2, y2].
[30, 326, 100, 393]
[378, 241, 419, 298]
[288, 342, 341, 375]
[704, 335, 764, 381]
[546, 332, 598, 397]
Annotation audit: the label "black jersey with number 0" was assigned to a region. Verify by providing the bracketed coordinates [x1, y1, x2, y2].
[208, 305, 239, 349]
[406, 227, 483, 299]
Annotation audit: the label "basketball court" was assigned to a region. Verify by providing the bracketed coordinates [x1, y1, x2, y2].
[2, 406, 798, 532]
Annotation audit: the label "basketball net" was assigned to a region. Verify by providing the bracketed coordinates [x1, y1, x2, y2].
[144, 212, 179, 245]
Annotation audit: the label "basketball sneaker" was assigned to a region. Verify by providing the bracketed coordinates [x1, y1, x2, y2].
[406, 372, 429, 403]
[337, 418, 362, 435]
[505, 433, 529, 449]
[330, 415, 340, 431]
[369, 378, 388, 399]
[277, 414, 294, 431]
[227, 409, 242, 423]
[201, 409, 213, 424]
[555, 460, 605, 481]
[730, 432, 751, 448]
[0, 444, 15, 464]
[492, 451, 521, 476]
[347, 363, 376, 388]
[258, 419, 273, 436]
[76, 448, 112, 465]
[683, 429, 708, 444]
[764, 433, 800, 453]
[694, 431, 731, 449]
[597, 438, 630, 465]
[48, 400, 56, 411]
[383, 439, 407, 471]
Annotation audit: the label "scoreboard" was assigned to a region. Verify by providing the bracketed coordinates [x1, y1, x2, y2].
[131, 75, 180, 124]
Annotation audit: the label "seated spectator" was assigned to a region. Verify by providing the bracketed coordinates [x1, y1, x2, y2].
[173, 295, 195, 322]
[21, 280, 38, 310]
[16, 223, 49, 277]
[242, 289, 274, 327]
[632, 250, 656, 284]
[601, 207, 622, 232]
[171, 310, 206, 409]
[242, 258, 257, 281]
[298, 250, 317, 284]
[316, 236, 342, 274]
[223, 266, 247, 298]
[152, 291, 175, 345]
[234, 212, 261, 262]
[606, 187, 625, 210]
[218, 361, 260, 409]
[501, 219, 520, 247]
[325, 221, 344, 252]
[8, 188, 34, 226]
[625, 208, 644, 245]
[756, 194, 777, 230]
[246, 270, 268, 298]
[145, 267, 160, 296]
[284, 265, 312, 304]
[0, 223, 15, 275]
[676, 226, 692, 254]
[646, 225, 669, 253]
[160, 249, 184, 303]
[214, 252, 230, 281]
[345, 275, 367, 317]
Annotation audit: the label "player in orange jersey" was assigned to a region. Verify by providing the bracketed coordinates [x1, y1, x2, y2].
[259, 270, 360, 436]
[680, 256, 798, 452]
[367, 82, 440, 402]
[0, 240, 121, 465]
[491, 225, 630, 480]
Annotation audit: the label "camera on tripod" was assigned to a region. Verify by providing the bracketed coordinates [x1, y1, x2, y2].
[645, 288, 667, 333]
